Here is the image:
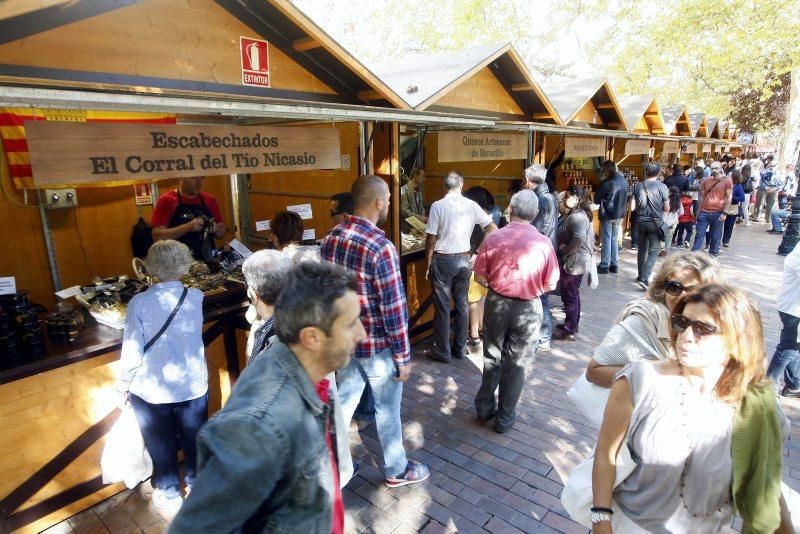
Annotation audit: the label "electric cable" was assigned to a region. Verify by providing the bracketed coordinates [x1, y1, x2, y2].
[70, 198, 94, 279]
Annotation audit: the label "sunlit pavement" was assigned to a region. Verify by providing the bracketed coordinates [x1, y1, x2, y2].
[45, 220, 800, 533]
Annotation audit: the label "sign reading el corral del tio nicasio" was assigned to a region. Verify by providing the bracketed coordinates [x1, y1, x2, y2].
[24, 122, 341, 186]
[437, 131, 527, 162]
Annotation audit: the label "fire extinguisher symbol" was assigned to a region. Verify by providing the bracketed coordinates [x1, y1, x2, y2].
[246, 42, 261, 71]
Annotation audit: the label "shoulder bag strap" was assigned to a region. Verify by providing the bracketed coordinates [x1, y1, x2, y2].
[143, 286, 188, 353]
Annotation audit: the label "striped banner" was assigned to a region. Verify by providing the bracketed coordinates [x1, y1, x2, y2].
[1, 108, 175, 189]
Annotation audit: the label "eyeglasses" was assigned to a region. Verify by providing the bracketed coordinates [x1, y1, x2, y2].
[671, 313, 720, 338]
[663, 279, 697, 296]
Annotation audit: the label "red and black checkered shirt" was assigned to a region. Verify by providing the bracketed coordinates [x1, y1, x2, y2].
[321, 215, 411, 366]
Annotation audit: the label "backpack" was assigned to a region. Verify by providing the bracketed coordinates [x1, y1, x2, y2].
[130, 217, 154, 259]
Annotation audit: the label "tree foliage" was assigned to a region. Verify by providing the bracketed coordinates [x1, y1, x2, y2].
[728, 72, 791, 131]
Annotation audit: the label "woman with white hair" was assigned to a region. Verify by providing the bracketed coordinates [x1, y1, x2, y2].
[118, 240, 207, 512]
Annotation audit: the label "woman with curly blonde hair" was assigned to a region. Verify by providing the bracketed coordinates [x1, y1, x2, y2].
[591, 284, 792, 533]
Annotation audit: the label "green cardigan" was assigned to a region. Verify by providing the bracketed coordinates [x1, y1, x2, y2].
[732, 384, 784, 534]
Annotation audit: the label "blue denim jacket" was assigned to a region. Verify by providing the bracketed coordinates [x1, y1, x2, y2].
[169, 340, 334, 534]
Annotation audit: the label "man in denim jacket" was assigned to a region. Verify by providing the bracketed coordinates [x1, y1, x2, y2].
[170, 262, 366, 533]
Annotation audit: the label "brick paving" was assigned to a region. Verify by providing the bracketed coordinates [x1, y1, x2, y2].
[45, 221, 800, 533]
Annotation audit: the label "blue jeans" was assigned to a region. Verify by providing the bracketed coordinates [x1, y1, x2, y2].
[599, 218, 621, 269]
[771, 209, 789, 232]
[767, 312, 800, 390]
[692, 211, 724, 255]
[337, 348, 407, 477]
[129, 392, 209, 497]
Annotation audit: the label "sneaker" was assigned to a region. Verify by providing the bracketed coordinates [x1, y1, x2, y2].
[596, 266, 609, 274]
[538, 341, 551, 352]
[609, 265, 618, 273]
[385, 460, 430, 488]
[722, 243, 730, 247]
[152, 489, 183, 513]
[637, 280, 648, 291]
[682, 242, 690, 249]
[552, 329, 576, 341]
[782, 386, 800, 398]
[768, 229, 783, 234]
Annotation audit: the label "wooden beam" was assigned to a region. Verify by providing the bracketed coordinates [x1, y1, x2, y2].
[357, 90, 382, 101]
[292, 37, 321, 52]
[607, 122, 622, 128]
[511, 83, 532, 92]
[532, 112, 552, 120]
[645, 111, 660, 117]
[597, 102, 616, 110]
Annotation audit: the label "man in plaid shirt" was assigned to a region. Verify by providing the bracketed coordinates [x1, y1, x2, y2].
[321, 175, 429, 488]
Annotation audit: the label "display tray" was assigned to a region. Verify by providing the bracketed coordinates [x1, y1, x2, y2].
[0, 283, 247, 385]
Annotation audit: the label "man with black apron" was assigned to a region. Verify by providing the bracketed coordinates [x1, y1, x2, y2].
[151, 176, 226, 260]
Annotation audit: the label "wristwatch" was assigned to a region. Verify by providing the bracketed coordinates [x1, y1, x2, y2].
[591, 511, 613, 524]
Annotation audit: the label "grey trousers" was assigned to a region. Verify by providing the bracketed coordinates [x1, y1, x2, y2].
[754, 188, 778, 221]
[474, 290, 543, 431]
[430, 254, 471, 361]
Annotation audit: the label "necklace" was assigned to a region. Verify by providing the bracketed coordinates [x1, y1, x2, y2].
[677, 365, 729, 518]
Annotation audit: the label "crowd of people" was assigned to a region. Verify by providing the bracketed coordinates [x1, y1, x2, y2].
[115, 156, 800, 532]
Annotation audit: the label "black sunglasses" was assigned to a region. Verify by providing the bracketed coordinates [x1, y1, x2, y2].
[663, 279, 697, 296]
[671, 313, 720, 338]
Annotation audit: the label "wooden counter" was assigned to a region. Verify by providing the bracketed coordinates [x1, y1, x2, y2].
[0, 285, 250, 533]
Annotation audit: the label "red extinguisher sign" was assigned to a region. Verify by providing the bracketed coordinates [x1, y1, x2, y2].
[240, 36, 270, 88]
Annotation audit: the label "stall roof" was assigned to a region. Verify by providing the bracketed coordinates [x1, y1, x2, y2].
[538, 76, 628, 130]
[617, 95, 665, 134]
[661, 104, 692, 136]
[688, 112, 708, 137]
[365, 43, 560, 123]
[718, 119, 730, 139]
[707, 117, 721, 138]
[0, 0, 408, 109]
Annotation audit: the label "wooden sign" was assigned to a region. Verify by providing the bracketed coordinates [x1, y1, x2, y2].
[662, 141, 680, 154]
[25, 122, 341, 186]
[564, 136, 606, 158]
[701, 144, 712, 153]
[683, 143, 698, 154]
[624, 139, 651, 156]
[437, 131, 527, 162]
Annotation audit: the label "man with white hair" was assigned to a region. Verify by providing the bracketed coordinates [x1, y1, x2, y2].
[472, 190, 559, 433]
[425, 171, 497, 363]
[523, 163, 557, 351]
[242, 249, 292, 360]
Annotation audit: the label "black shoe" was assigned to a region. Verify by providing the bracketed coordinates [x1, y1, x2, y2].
[768, 229, 783, 234]
[476, 410, 496, 421]
[451, 346, 466, 359]
[596, 266, 609, 274]
[424, 349, 450, 363]
[609, 265, 618, 273]
[782, 386, 800, 398]
[552, 329, 576, 341]
[722, 243, 730, 247]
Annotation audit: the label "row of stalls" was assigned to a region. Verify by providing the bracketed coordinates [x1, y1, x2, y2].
[0, 1, 743, 531]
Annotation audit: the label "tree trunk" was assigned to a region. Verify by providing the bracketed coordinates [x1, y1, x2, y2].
[781, 67, 800, 168]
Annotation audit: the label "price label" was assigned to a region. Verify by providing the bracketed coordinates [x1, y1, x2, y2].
[0, 277, 16, 295]
[287, 203, 313, 220]
[229, 239, 253, 258]
[302, 229, 316, 241]
[55, 285, 82, 300]
[255, 220, 270, 231]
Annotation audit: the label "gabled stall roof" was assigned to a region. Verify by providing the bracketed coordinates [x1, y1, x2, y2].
[538, 76, 628, 130]
[0, 0, 408, 108]
[688, 112, 708, 137]
[707, 117, 721, 138]
[718, 120, 730, 140]
[366, 43, 560, 123]
[617, 95, 665, 134]
[661, 104, 692, 136]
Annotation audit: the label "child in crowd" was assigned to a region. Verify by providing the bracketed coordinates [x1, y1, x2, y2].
[661, 186, 683, 255]
[674, 191, 695, 248]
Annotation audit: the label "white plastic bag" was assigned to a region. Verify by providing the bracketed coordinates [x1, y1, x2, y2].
[566, 372, 610, 429]
[561, 445, 636, 528]
[101, 404, 153, 488]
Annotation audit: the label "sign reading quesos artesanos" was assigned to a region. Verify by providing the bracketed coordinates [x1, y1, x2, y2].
[24, 122, 341, 185]
[437, 131, 527, 162]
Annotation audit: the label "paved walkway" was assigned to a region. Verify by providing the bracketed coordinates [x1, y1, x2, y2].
[44, 221, 800, 534]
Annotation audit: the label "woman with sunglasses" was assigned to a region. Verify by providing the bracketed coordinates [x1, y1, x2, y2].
[553, 186, 594, 341]
[591, 284, 791, 533]
[587, 252, 721, 387]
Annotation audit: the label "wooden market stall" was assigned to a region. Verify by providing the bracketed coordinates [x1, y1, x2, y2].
[364, 43, 561, 338]
[0, 1, 429, 531]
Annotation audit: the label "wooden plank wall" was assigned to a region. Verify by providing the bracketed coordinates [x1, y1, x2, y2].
[0, 146, 54, 307]
[421, 133, 525, 212]
[0, 330, 248, 534]
[571, 100, 604, 126]
[431, 67, 524, 116]
[247, 122, 360, 242]
[0, 0, 335, 95]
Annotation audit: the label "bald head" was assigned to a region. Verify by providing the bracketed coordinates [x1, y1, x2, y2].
[352, 175, 390, 225]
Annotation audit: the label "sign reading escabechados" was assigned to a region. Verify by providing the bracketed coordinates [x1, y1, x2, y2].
[437, 131, 527, 162]
[24, 122, 341, 186]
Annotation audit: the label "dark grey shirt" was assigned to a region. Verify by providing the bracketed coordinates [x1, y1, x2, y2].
[634, 180, 670, 221]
